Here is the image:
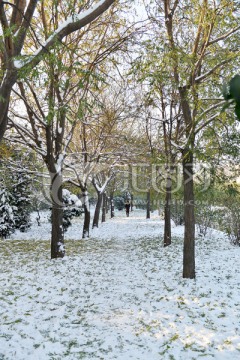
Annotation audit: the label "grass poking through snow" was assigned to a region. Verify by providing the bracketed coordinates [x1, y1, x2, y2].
[0, 210, 240, 359]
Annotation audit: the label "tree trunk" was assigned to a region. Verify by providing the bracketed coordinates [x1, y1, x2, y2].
[50, 171, 65, 259]
[164, 175, 172, 247]
[82, 190, 90, 238]
[106, 195, 109, 214]
[110, 193, 114, 218]
[0, 71, 18, 141]
[131, 193, 134, 211]
[102, 192, 106, 223]
[92, 192, 102, 228]
[0, 104, 9, 142]
[146, 190, 150, 219]
[182, 148, 195, 279]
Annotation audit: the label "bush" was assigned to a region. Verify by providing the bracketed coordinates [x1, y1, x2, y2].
[62, 189, 83, 231]
[219, 186, 240, 246]
[0, 189, 15, 238]
[114, 196, 125, 210]
[224, 204, 240, 246]
[11, 171, 32, 232]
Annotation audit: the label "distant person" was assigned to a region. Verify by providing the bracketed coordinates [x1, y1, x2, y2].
[125, 200, 131, 217]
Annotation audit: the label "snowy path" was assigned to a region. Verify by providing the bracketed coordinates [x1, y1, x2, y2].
[7, 209, 178, 241]
[0, 210, 240, 359]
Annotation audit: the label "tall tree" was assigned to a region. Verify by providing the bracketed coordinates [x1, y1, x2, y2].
[0, 0, 116, 142]
[67, 79, 137, 236]
[140, 0, 240, 278]
[8, 0, 123, 257]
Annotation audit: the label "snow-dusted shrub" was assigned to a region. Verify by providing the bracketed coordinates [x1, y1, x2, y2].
[114, 196, 125, 210]
[0, 143, 35, 235]
[62, 189, 83, 231]
[224, 205, 240, 246]
[0, 171, 32, 236]
[195, 203, 213, 237]
[0, 189, 15, 238]
[11, 171, 32, 232]
[217, 186, 240, 246]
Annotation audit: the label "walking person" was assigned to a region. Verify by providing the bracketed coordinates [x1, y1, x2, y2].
[125, 200, 131, 217]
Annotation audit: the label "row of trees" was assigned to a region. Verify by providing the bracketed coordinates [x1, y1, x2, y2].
[131, 0, 240, 278]
[0, 0, 240, 278]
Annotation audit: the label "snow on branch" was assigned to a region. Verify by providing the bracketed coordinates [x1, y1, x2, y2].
[14, 0, 116, 70]
[195, 112, 222, 136]
[92, 170, 115, 194]
[195, 58, 237, 84]
[196, 100, 226, 123]
[170, 139, 185, 151]
[208, 25, 240, 46]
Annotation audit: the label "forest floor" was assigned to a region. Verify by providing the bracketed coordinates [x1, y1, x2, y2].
[0, 209, 239, 359]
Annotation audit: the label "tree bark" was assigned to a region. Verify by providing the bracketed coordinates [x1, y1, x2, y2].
[182, 148, 195, 279]
[82, 189, 90, 238]
[110, 192, 114, 218]
[0, 103, 9, 142]
[146, 190, 150, 219]
[0, 77, 15, 140]
[50, 171, 65, 259]
[102, 192, 106, 223]
[106, 195, 109, 214]
[131, 193, 134, 211]
[92, 192, 102, 228]
[179, 85, 196, 279]
[164, 176, 172, 247]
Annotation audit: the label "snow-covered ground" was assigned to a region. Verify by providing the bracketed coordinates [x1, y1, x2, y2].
[0, 209, 239, 359]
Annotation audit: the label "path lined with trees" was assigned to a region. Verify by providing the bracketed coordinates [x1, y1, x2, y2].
[0, 0, 240, 279]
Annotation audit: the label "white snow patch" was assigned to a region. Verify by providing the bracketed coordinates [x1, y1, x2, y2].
[55, 154, 64, 174]
[1, 209, 239, 359]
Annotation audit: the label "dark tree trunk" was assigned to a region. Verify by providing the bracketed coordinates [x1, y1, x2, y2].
[146, 190, 150, 219]
[110, 193, 114, 218]
[178, 86, 196, 278]
[164, 176, 172, 247]
[82, 190, 90, 238]
[0, 103, 9, 142]
[131, 193, 134, 211]
[92, 192, 102, 228]
[0, 71, 18, 141]
[182, 148, 195, 279]
[106, 195, 109, 214]
[50, 171, 65, 259]
[102, 192, 106, 223]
